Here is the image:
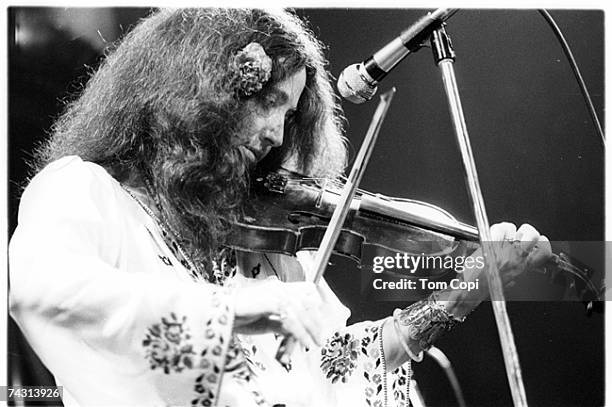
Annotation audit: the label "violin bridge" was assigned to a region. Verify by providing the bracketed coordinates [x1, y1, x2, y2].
[315, 179, 327, 208]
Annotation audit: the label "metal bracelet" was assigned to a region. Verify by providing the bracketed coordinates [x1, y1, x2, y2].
[395, 292, 464, 351]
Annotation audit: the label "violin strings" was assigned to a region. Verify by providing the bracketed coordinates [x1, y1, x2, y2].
[275, 165, 383, 199]
[282, 176, 384, 199]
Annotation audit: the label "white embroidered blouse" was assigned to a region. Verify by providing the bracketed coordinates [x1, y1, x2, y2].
[9, 156, 412, 407]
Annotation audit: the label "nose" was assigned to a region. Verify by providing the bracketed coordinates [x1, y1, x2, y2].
[262, 112, 285, 148]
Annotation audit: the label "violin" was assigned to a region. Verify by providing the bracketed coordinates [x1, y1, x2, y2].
[228, 169, 603, 313]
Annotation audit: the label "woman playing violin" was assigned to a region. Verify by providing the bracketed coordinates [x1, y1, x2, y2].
[9, 9, 552, 407]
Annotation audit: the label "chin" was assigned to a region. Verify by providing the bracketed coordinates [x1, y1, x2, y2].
[254, 148, 285, 175]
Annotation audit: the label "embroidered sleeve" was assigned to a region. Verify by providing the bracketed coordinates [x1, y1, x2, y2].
[9, 158, 235, 406]
[319, 320, 412, 407]
[139, 287, 234, 406]
[292, 256, 412, 407]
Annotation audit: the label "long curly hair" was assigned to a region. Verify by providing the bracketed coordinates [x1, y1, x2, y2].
[35, 8, 347, 271]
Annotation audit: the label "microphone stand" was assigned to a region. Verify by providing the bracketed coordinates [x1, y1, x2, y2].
[430, 24, 529, 407]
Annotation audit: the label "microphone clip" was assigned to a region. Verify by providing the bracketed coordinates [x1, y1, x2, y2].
[431, 24, 456, 64]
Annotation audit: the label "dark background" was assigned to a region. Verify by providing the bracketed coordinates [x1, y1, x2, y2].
[8, 8, 604, 406]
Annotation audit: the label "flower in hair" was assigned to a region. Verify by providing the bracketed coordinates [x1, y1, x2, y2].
[232, 42, 273, 96]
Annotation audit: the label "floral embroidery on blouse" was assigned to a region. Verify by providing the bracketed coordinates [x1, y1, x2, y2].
[320, 332, 360, 383]
[142, 313, 196, 374]
[223, 336, 270, 405]
[366, 322, 412, 407]
[141, 287, 233, 406]
[320, 322, 412, 406]
[190, 289, 233, 406]
[391, 365, 411, 407]
[361, 325, 385, 406]
[192, 372, 217, 406]
[224, 337, 256, 381]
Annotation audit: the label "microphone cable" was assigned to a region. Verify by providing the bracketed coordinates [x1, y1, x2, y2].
[426, 346, 467, 407]
[538, 9, 605, 148]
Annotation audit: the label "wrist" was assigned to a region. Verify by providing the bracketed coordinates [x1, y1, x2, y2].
[434, 287, 483, 320]
[390, 312, 423, 362]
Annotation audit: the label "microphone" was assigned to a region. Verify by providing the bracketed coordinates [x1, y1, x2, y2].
[338, 8, 458, 104]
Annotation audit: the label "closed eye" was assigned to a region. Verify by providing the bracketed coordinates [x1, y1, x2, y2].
[264, 88, 289, 108]
[264, 94, 279, 109]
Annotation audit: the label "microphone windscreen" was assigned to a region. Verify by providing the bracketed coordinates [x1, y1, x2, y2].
[337, 63, 378, 104]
